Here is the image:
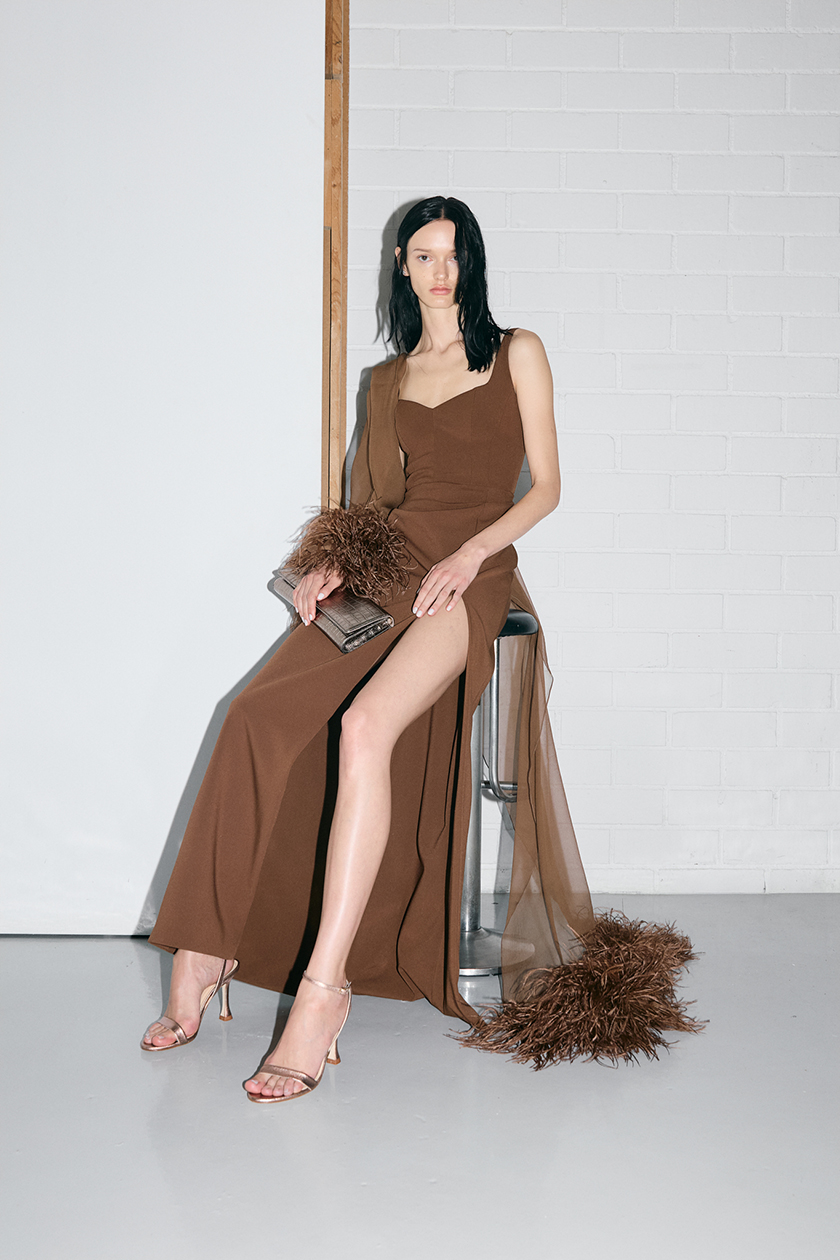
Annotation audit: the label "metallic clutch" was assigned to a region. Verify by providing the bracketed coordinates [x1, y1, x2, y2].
[268, 567, 395, 653]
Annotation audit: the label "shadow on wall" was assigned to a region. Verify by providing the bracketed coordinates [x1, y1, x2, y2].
[133, 625, 294, 935]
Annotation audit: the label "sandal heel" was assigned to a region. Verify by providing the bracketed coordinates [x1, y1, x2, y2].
[327, 1036, 340, 1066]
[219, 980, 233, 1022]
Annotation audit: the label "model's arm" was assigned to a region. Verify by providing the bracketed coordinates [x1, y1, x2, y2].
[412, 328, 560, 617]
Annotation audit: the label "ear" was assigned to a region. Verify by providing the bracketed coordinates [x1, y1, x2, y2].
[395, 246, 407, 277]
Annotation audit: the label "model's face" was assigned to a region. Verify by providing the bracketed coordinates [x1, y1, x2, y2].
[397, 219, 459, 311]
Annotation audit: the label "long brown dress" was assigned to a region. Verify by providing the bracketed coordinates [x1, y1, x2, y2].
[150, 334, 595, 1026]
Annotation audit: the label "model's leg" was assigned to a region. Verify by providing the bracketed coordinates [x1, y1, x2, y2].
[244, 601, 470, 1098]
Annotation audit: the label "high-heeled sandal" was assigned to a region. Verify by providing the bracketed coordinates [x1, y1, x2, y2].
[140, 958, 239, 1052]
[244, 970, 352, 1104]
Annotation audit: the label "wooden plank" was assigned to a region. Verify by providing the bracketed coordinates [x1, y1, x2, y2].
[321, 0, 349, 509]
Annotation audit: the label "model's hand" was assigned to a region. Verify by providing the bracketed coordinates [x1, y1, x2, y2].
[294, 568, 342, 625]
[413, 544, 485, 617]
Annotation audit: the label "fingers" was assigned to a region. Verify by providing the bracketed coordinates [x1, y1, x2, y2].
[293, 570, 341, 625]
[412, 565, 464, 617]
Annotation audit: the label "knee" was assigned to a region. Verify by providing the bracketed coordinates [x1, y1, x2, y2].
[340, 701, 388, 761]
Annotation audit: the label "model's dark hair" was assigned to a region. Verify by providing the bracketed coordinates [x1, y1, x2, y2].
[388, 195, 512, 373]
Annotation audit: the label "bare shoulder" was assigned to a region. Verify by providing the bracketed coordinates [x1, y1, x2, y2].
[507, 327, 551, 388]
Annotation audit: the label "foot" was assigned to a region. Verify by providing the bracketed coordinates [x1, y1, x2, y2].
[142, 950, 235, 1049]
[243, 973, 350, 1100]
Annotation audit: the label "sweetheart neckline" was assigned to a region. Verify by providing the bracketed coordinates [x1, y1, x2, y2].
[396, 375, 495, 412]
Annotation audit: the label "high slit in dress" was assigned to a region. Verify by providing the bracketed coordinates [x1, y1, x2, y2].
[150, 333, 595, 1026]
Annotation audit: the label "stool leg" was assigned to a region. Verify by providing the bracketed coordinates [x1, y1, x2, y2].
[459, 697, 501, 976]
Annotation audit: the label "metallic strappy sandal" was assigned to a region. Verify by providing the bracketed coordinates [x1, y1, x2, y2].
[140, 958, 239, 1051]
[244, 971, 352, 1104]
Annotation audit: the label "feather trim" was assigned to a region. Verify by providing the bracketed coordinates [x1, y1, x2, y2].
[458, 912, 705, 1068]
[285, 505, 411, 603]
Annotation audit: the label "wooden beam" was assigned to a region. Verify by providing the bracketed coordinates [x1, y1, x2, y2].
[322, 0, 349, 509]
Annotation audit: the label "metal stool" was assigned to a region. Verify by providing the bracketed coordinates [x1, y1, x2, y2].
[459, 609, 539, 975]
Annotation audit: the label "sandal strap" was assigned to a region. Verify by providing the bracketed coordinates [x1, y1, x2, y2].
[302, 970, 351, 995]
[148, 1015, 188, 1044]
[261, 1064, 318, 1090]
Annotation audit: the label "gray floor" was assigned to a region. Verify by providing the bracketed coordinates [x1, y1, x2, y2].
[2, 895, 838, 1260]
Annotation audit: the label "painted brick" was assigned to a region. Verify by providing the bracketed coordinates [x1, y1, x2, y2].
[732, 196, 839, 234]
[400, 30, 506, 67]
[561, 472, 671, 512]
[733, 33, 840, 70]
[724, 671, 832, 710]
[765, 869, 840, 892]
[588, 867, 657, 894]
[790, 157, 840, 195]
[788, 237, 840, 275]
[722, 830, 829, 866]
[676, 395, 783, 433]
[565, 313, 671, 351]
[782, 712, 840, 748]
[673, 711, 777, 748]
[734, 276, 839, 315]
[352, 69, 449, 108]
[613, 670, 723, 708]
[348, 188, 398, 227]
[789, 73, 840, 112]
[350, 110, 396, 148]
[515, 550, 560, 588]
[731, 436, 838, 474]
[497, 310, 560, 346]
[786, 556, 840, 593]
[565, 153, 672, 190]
[678, 155, 784, 193]
[675, 474, 781, 513]
[561, 631, 669, 669]
[572, 831, 612, 868]
[528, 272, 618, 310]
[676, 235, 784, 274]
[791, 0, 840, 26]
[353, 148, 448, 187]
[618, 592, 723, 630]
[783, 476, 840, 514]
[556, 433, 616, 470]
[671, 632, 778, 670]
[565, 232, 671, 271]
[613, 827, 719, 867]
[786, 399, 840, 434]
[565, 0, 676, 26]
[510, 111, 620, 152]
[735, 115, 840, 155]
[551, 351, 617, 389]
[562, 709, 668, 748]
[621, 434, 726, 471]
[566, 72, 675, 111]
[677, 72, 786, 111]
[654, 869, 768, 893]
[564, 552, 670, 590]
[511, 192, 618, 231]
[669, 789, 774, 826]
[564, 393, 672, 431]
[557, 748, 613, 785]
[353, 0, 450, 20]
[483, 231, 560, 271]
[568, 787, 665, 825]
[732, 356, 839, 396]
[677, 315, 782, 352]
[675, 555, 782, 592]
[726, 593, 834, 632]
[788, 316, 840, 353]
[511, 32, 620, 68]
[455, 191, 510, 228]
[453, 0, 565, 23]
[678, 0, 787, 27]
[621, 353, 728, 392]
[780, 633, 840, 670]
[779, 791, 840, 826]
[351, 28, 397, 65]
[621, 113, 729, 152]
[726, 750, 831, 789]
[552, 670, 614, 709]
[454, 71, 564, 109]
[623, 33, 729, 70]
[454, 150, 561, 189]
[529, 512, 615, 551]
[731, 515, 836, 553]
[622, 193, 728, 232]
[621, 275, 728, 312]
[619, 513, 726, 551]
[537, 590, 614, 630]
[399, 110, 507, 149]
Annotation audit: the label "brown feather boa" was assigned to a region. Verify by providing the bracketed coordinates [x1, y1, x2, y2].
[284, 505, 411, 603]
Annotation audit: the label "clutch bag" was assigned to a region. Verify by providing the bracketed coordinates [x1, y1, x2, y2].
[268, 567, 394, 654]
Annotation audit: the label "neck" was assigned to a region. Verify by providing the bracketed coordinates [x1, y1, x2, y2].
[415, 306, 462, 356]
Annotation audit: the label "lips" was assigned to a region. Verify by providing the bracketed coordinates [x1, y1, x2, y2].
[430, 287, 451, 294]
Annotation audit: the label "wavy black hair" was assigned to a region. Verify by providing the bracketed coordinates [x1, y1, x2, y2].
[388, 195, 512, 373]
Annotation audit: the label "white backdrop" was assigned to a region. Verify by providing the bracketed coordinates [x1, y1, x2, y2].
[0, 0, 325, 932]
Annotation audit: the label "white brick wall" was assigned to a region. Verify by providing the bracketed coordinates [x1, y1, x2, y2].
[348, 1, 840, 895]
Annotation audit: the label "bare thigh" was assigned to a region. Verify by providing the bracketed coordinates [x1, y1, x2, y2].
[343, 600, 469, 747]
